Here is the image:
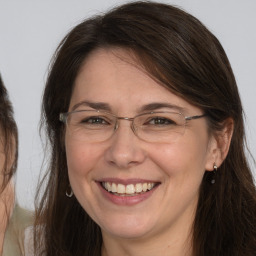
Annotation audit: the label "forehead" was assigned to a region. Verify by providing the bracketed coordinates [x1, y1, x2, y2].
[70, 48, 201, 115]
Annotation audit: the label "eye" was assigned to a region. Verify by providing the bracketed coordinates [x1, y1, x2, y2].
[80, 116, 110, 125]
[146, 117, 176, 126]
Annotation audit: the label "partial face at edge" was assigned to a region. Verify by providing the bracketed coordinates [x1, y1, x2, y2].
[65, 48, 217, 242]
[0, 131, 15, 251]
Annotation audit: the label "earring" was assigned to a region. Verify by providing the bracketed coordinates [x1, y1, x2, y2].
[211, 164, 218, 184]
[66, 185, 74, 198]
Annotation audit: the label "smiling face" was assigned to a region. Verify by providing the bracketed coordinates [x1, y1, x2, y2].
[65, 48, 216, 245]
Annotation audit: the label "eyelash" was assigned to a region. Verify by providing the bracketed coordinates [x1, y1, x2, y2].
[81, 116, 110, 125]
[145, 117, 176, 125]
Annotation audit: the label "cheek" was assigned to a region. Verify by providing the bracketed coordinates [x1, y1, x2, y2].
[65, 140, 102, 206]
[148, 138, 209, 214]
[65, 140, 100, 177]
[148, 135, 209, 181]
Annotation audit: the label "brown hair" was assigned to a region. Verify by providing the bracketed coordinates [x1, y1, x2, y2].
[36, 1, 256, 255]
[0, 74, 18, 193]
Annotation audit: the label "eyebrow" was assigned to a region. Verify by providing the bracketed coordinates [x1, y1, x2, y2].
[71, 101, 186, 113]
[71, 101, 112, 112]
[139, 103, 186, 113]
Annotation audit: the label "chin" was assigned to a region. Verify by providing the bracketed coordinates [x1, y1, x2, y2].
[99, 214, 155, 240]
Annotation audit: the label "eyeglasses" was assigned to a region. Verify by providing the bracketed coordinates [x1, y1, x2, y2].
[59, 110, 206, 143]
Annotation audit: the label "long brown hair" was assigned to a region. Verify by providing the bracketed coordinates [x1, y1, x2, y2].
[0, 74, 18, 194]
[36, 1, 256, 255]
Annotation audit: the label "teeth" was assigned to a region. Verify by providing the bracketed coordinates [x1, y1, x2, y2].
[112, 183, 117, 193]
[148, 183, 153, 190]
[142, 183, 148, 192]
[106, 182, 112, 192]
[126, 184, 135, 194]
[117, 184, 125, 194]
[102, 182, 157, 195]
[135, 183, 142, 193]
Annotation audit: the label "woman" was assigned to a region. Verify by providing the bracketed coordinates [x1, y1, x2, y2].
[0, 74, 18, 254]
[0, 75, 33, 256]
[35, 1, 256, 255]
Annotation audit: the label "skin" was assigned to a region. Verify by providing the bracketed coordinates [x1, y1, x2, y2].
[0, 137, 14, 254]
[65, 48, 225, 256]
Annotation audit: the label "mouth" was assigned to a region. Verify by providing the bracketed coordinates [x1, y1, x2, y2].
[100, 181, 160, 197]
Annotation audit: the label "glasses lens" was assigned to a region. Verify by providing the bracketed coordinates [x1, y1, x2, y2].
[134, 112, 185, 143]
[66, 110, 115, 142]
[64, 110, 186, 143]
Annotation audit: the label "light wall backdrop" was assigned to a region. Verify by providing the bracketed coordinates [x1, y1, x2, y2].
[0, 0, 255, 209]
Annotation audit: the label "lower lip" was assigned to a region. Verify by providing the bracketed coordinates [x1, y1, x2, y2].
[97, 182, 158, 206]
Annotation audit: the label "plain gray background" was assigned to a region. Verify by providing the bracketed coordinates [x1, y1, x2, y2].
[0, 0, 255, 210]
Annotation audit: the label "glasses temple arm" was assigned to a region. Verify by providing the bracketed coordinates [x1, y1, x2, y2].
[185, 114, 207, 121]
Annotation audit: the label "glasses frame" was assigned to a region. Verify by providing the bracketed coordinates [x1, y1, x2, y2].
[59, 110, 206, 142]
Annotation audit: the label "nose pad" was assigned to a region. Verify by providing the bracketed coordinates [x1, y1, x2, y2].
[113, 119, 136, 137]
[104, 122, 146, 169]
[114, 121, 119, 131]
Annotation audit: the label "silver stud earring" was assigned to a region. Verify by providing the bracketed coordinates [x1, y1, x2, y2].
[211, 164, 218, 184]
[66, 185, 74, 198]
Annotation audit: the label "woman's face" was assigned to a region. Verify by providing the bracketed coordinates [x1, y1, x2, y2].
[0, 133, 14, 249]
[66, 48, 216, 241]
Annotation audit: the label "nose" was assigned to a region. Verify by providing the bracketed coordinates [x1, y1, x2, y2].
[104, 121, 146, 169]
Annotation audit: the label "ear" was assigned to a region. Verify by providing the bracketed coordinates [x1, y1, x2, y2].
[205, 118, 234, 171]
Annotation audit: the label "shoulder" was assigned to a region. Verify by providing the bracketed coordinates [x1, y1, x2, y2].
[2, 204, 34, 256]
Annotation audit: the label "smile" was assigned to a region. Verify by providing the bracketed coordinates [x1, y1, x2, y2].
[101, 182, 158, 196]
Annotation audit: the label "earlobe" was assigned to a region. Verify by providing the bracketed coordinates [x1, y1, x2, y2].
[205, 136, 219, 171]
[205, 118, 234, 171]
